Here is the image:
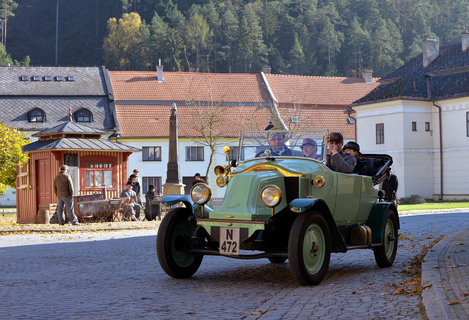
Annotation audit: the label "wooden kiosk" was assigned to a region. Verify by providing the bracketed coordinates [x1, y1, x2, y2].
[16, 121, 139, 224]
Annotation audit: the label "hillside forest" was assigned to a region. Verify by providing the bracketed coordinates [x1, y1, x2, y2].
[3, 0, 469, 77]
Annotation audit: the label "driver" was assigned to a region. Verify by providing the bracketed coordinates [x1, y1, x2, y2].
[256, 132, 293, 157]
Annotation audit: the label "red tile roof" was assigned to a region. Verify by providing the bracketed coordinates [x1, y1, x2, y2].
[278, 105, 355, 139]
[115, 104, 272, 138]
[264, 74, 379, 106]
[109, 71, 271, 103]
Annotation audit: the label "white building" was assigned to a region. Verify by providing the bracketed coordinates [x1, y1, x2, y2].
[352, 35, 469, 201]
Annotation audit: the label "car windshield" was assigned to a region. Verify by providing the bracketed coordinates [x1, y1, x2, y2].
[239, 130, 326, 162]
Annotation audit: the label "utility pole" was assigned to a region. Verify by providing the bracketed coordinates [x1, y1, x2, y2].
[55, 0, 59, 65]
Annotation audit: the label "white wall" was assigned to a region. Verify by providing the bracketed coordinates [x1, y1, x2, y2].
[121, 137, 240, 199]
[354, 100, 435, 199]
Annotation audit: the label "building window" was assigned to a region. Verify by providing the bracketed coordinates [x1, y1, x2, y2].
[66, 76, 75, 81]
[31, 76, 40, 81]
[142, 177, 162, 195]
[467, 112, 469, 137]
[412, 121, 417, 131]
[186, 146, 204, 161]
[20, 75, 28, 81]
[28, 108, 46, 122]
[84, 161, 113, 188]
[75, 108, 93, 122]
[55, 76, 64, 81]
[425, 122, 431, 132]
[142, 146, 162, 161]
[376, 123, 384, 144]
[43, 76, 52, 81]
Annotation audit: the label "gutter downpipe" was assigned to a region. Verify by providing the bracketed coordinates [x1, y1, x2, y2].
[260, 72, 288, 130]
[432, 100, 444, 200]
[427, 75, 443, 200]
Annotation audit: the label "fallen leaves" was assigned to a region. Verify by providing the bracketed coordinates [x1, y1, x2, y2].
[395, 236, 446, 297]
[249, 308, 277, 315]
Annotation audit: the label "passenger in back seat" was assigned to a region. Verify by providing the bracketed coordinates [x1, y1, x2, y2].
[343, 141, 368, 175]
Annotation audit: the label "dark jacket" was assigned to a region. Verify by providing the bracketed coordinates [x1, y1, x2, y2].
[53, 172, 74, 198]
[326, 152, 356, 173]
[383, 174, 398, 201]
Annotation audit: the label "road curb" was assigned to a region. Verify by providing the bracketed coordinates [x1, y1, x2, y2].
[422, 229, 469, 320]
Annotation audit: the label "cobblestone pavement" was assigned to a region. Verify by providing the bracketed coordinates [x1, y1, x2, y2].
[1, 211, 468, 320]
[422, 228, 469, 320]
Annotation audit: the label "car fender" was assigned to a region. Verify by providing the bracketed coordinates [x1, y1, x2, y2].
[367, 202, 399, 244]
[289, 198, 347, 253]
[161, 195, 213, 216]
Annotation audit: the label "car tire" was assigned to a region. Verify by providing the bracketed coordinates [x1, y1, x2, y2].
[288, 212, 331, 285]
[268, 257, 287, 264]
[156, 207, 203, 278]
[373, 208, 398, 268]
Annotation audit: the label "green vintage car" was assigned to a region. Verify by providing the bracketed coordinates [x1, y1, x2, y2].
[156, 130, 399, 285]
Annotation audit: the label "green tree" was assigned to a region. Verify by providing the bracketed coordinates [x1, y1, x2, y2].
[185, 12, 211, 71]
[0, 42, 13, 66]
[0, 122, 28, 194]
[220, 8, 238, 72]
[103, 12, 148, 70]
[288, 33, 305, 74]
[148, 11, 169, 67]
[236, 5, 267, 72]
[0, 0, 18, 49]
[165, 7, 186, 71]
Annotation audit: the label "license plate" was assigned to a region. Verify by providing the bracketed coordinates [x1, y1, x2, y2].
[219, 227, 240, 255]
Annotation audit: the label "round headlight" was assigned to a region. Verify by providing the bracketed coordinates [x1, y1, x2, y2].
[191, 183, 212, 205]
[261, 185, 282, 207]
[216, 176, 227, 187]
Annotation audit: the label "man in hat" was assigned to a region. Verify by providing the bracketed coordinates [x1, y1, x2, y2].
[326, 132, 356, 173]
[53, 164, 79, 225]
[301, 138, 320, 160]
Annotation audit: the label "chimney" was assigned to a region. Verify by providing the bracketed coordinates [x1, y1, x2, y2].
[157, 59, 163, 83]
[361, 68, 373, 83]
[262, 65, 271, 74]
[462, 32, 469, 52]
[423, 39, 439, 68]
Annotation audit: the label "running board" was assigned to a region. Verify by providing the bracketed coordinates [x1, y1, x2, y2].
[191, 248, 287, 260]
[346, 243, 382, 250]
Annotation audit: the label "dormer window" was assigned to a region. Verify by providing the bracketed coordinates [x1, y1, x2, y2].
[66, 76, 75, 81]
[55, 76, 64, 81]
[20, 76, 28, 81]
[31, 76, 40, 81]
[76, 108, 93, 122]
[44, 76, 52, 81]
[28, 108, 46, 123]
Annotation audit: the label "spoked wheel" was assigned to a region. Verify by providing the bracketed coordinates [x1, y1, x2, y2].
[373, 208, 398, 267]
[156, 207, 203, 278]
[288, 212, 331, 285]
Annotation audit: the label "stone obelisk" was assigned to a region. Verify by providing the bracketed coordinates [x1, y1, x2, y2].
[162, 103, 185, 196]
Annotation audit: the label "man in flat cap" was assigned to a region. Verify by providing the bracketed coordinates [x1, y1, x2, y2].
[326, 132, 356, 173]
[53, 164, 79, 225]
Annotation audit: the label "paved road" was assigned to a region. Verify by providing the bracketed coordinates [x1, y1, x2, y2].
[1, 211, 468, 320]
